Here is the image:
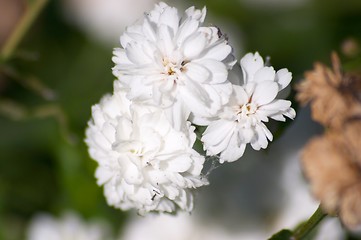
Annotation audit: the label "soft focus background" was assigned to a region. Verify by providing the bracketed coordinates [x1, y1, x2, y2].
[1, 0, 361, 239]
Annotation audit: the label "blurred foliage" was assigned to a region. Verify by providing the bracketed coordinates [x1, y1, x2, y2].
[0, 0, 125, 239]
[0, 0, 361, 239]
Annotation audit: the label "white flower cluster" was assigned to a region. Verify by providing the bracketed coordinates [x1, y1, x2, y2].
[27, 212, 110, 240]
[121, 213, 265, 240]
[86, 82, 207, 214]
[85, 2, 295, 214]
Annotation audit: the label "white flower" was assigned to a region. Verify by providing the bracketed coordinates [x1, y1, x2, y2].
[27, 212, 110, 240]
[85, 82, 208, 214]
[120, 213, 262, 240]
[62, 0, 157, 44]
[112, 2, 236, 128]
[201, 52, 296, 163]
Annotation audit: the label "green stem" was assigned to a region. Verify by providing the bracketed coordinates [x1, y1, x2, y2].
[0, 0, 48, 62]
[292, 205, 327, 240]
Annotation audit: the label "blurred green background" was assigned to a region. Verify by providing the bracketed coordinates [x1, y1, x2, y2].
[1, 0, 361, 239]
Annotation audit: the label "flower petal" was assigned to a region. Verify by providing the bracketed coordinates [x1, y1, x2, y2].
[276, 68, 292, 91]
[176, 19, 199, 46]
[197, 59, 228, 84]
[184, 62, 210, 83]
[124, 161, 143, 185]
[166, 155, 193, 172]
[158, 5, 179, 34]
[252, 81, 278, 105]
[253, 66, 275, 83]
[157, 25, 174, 56]
[219, 134, 246, 163]
[126, 42, 153, 64]
[240, 52, 264, 84]
[202, 119, 235, 155]
[257, 99, 292, 117]
[201, 42, 232, 61]
[182, 32, 207, 59]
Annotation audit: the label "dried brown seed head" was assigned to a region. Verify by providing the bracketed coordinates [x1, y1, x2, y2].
[301, 133, 361, 214]
[339, 183, 361, 231]
[296, 53, 361, 129]
[343, 119, 361, 166]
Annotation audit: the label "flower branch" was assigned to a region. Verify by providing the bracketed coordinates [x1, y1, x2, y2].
[292, 205, 327, 240]
[0, 0, 48, 63]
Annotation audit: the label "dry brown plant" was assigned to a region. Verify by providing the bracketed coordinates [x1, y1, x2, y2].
[297, 53, 361, 129]
[298, 53, 361, 231]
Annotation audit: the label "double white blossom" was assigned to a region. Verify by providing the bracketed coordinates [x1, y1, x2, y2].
[85, 82, 208, 214]
[112, 2, 235, 128]
[202, 52, 296, 163]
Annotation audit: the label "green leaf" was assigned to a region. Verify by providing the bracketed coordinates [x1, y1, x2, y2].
[268, 229, 293, 240]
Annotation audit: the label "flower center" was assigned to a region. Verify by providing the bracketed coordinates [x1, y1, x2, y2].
[163, 58, 178, 75]
[127, 141, 157, 167]
[129, 148, 143, 156]
[241, 102, 257, 115]
[129, 143, 144, 160]
[162, 58, 187, 79]
[234, 98, 258, 122]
